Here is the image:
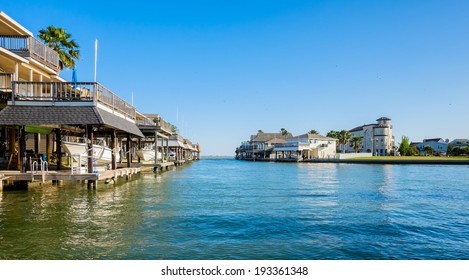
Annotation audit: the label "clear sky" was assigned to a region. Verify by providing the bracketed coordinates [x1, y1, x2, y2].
[2, 0, 469, 155]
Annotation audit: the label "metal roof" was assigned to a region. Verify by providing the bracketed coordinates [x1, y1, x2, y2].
[0, 105, 144, 137]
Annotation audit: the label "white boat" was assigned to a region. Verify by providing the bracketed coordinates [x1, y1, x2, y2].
[62, 141, 120, 165]
[136, 148, 162, 161]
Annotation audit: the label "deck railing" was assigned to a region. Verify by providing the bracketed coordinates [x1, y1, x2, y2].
[136, 117, 156, 127]
[155, 117, 173, 133]
[0, 35, 60, 71]
[11, 81, 136, 120]
[0, 73, 13, 91]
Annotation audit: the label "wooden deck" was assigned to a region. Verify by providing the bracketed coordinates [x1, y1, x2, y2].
[0, 167, 141, 190]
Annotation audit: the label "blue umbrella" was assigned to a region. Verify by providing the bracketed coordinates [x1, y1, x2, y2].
[72, 66, 77, 83]
[71, 67, 78, 98]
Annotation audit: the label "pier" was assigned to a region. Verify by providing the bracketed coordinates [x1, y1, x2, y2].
[0, 12, 200, 190]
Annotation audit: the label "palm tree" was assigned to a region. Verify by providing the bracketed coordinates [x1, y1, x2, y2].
[337, 130, 351, 153]
[308, 129, 319, 134]
[349, 136, 363, 153]
[280, 128, 289, 136]
[38, 26, 80, 69]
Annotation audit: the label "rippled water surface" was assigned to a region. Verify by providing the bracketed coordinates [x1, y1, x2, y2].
[0, 159, 468, 259]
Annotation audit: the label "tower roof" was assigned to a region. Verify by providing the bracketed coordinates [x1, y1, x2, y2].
[376, 117, 391, 121]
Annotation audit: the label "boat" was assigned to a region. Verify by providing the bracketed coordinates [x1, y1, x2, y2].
[136, 145, 162, 161]
[62, 140, 119, 165]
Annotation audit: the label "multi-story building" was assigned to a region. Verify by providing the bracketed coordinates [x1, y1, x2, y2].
[273, 133, 337, 160]
[348, 117, 395, 156]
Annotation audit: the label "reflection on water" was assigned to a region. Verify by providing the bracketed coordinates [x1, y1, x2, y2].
[0, 160, 468, 259]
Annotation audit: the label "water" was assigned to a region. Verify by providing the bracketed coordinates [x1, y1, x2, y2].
[0, 159, 468, 259]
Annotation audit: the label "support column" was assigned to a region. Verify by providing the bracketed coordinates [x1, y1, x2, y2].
[137, 138, 141, 163]
[46, 133, 50, 163]
[165, 138, 169, 162]
[9, 127, 16, 170]
[87, 125, 94, 173]
[19, 126, 26, 173]
[119, 137, 123, 163]
[111, 129, 116, 170]
[29, 69, 33, 97]
[126, 134, 131, 168]
[34, 133, 39, 157]
[154, 132, 158, 165]
[55, 129, 62, 170]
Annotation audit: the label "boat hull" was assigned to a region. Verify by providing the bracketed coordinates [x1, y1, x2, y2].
[136, 149, 162, 161]
[62, 141, 119, 165]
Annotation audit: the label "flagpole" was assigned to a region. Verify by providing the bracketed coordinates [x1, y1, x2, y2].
[94, 39, 98, 82]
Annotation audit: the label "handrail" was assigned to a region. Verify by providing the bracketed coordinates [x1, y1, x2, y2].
[0, 35, 59, 71]
[11, 81, 136, 120]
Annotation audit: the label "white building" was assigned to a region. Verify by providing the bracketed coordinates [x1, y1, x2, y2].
[347, 117, 395, 156]
[273, 133, 337, 160]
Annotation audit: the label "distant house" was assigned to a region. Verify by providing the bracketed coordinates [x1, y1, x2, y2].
[347, 117, 395, 156]
[235, 132, 291, 159]
[273, 133, 337, 160]
[412, 138, 448, 155]
[449, 139, 469, 149]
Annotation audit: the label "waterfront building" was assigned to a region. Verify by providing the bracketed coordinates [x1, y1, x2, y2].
[449, 139, 469, 149]
[347, 117, 395, 156]
[0, 11, 145, 173]
[411, 138, 448, 155]
[0, 12, 198, 175]
[235, 132, 291, 159]
[273, 133, 337, 160]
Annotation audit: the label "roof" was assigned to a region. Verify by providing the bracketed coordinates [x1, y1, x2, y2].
[0, 11, 33, 36]
[0, 105, 144, 137]
[376, 117, 391, 121]
[292, 133, 337, 140]
[251, 132, 292, 142]
[291, 133, 336, 141]
[423, 138, 445, 143]
[349, 123, 376, 132]
[449, 139, 469, 145]
[265, 138, 286, 144]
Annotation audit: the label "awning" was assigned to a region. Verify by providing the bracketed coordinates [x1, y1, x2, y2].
[0, 105, 144, 137]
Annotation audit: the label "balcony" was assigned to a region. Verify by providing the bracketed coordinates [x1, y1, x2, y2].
[0, 35, 60, 71]
[11, 81, 136, 121]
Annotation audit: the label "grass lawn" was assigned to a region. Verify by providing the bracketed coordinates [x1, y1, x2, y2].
[348, 156, 469, 161]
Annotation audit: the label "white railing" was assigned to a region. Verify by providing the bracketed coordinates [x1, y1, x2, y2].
[0, 35, 59, 71]
[11, 81, 137, 120]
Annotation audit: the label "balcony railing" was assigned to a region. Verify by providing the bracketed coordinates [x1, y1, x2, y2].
[0, 35, 60, 71]
[155, 117, 173, 134]
[0, 73, 13, 91]
[11, 81, 136, 120]
[136, 117, 156, 127]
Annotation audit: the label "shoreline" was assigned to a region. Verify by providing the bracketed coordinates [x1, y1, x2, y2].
[239, 158, 469, 165]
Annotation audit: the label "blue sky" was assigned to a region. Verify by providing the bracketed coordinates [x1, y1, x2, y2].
[3, 0, 469, 155]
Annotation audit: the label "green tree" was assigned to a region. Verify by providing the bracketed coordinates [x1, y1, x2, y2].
[464, 146, 469, 155]
[171, 124, 179, 134]
[38, 26, 80, 69]
[280, 128, 289, 136]
[349, 136, 363, 153]
[337, 130, 351, 153]
[423, 145, 434, 156]
[409, 145, 419, 156]
[258, 129, 264, 134]
[308, 129, 319, 134]
[398, 136, 410, 156]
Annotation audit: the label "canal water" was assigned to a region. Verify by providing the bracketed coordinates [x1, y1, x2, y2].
[0, 159, 468, 259]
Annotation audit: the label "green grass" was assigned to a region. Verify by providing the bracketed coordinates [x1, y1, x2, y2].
[348, 156, 469, 161]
